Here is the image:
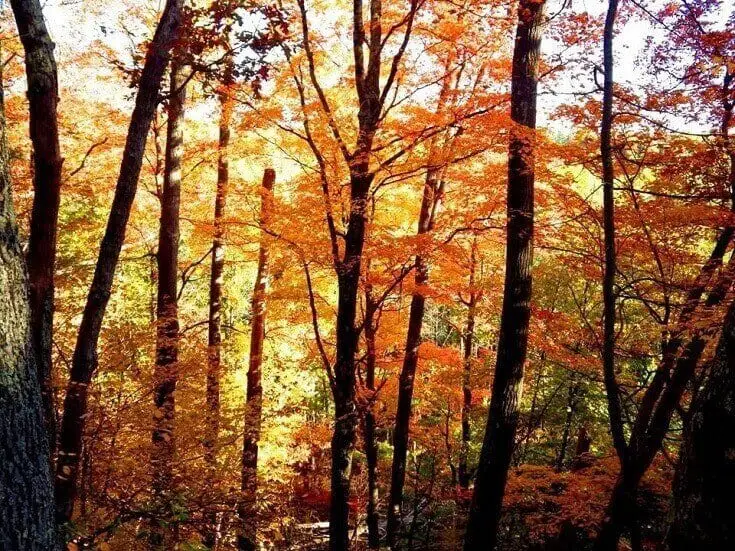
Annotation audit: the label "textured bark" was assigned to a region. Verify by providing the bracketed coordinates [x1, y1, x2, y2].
[595, 69, 735, 551]
[386, 168, 442, 547]
[387, 51, 454, 543]
[10, 0, 64, 453]
[463, 2, 545, 549]
[237, 168, 276, 551]
[0, 74, 58, 551]
[330, 168, 372, 551]
[600, 0, 627, 465]
[54, 0, 183, 525]
[149, 60, 186, 550]
[202, 66, 234, 549]
[204, 72, 233, 476]
[666, 295, 735, 551]
[459, 238, 479, 489]
[362, 285, 380, 549]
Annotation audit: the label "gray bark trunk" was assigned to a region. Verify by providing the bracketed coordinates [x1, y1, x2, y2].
[0, 69, 58, 551]
[666, 295, 735, 550]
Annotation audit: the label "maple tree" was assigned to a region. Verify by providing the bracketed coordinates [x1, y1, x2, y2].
[2, 0, 735, 550]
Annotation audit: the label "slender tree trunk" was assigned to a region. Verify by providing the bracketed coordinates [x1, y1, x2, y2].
[329, 167, 373, 551]
[149, 60, 186, 551]
[665, 295, 735, 551]
[0, 65, 58, 551]
[386, 170, 439, 547]
[54, 0, 183, 525]
[362, 287, 380, 549]
[463, 2, 545, 549]
[10, 0, 64, 454]
[387, 51, 454, 544]
[203, 65, 234, 549]
[594, 1, 633, 546]
[595, 68, 735, 551]
[459, 239, 478, 490]
[237, 168, 276, 551]
[600, 0, 627, 464]
[556, 379, 578, 472]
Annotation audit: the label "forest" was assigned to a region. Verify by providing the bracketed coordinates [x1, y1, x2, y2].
[1, 0, 734, 549]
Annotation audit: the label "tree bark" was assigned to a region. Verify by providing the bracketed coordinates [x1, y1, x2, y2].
[386, 49, 454, 543]
[386, 166, 443, 547]
[600, 0, 627, 464]
[666, 295, 735, 551]
[203, 62, 234, 549]
[329, 168, 373, 551]
[463, 2, 545, 549]
[54, 0, 183, 525]
[556, 378, 579, 472]
[149, 60, 186, 551]
[362, 284, 380, 549]
[595, 250, 735, 550]
[294, 1, 420, 548]
[595, 68, 735, 551]
[0, 63, 58, 551]
[237, 168, 276, 551]
[10, 0, 64, 454]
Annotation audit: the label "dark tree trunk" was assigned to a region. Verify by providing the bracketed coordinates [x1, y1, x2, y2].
[666, 295, 735, 551]
[237, 168, 276, 551]
[459, 238, 478, 490]
[362, 286, 380, 549]
[600, 0, 627, 464]
[150, 60, 186, 551]
[387, 164, 447, 546]
[595, 252, 735, 550]
[10, 0, 64, 453]
[595, 69, 735, 551]
[294, 1, 420, 547]
[203, 65, 234, 549]
[387, 50, 454, 544]
[463, 2, 545, 549]
[556, 379, 579, 472]
[329, 167, 373, 551]
[571, 425, 592, 469]
[0, 67, 58, 551]
[54, 0, 183, 525]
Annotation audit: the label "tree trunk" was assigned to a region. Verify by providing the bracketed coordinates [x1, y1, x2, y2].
[596, 251, 735, 550]
[237, 167, 276, 551]
[150, 60, 186, 551]
[387, 166, 445, 545]
[556, 379, 579, 472]
[666, 295, 735, 551]
[10, 0, 64, 454]
[0, 64, 58, 551]
[329, 167, 373, 551]
[459, 238, 478, 490]
[600, 0, 627, 464]
[54, 0, 183, 525]
[595, 68, 735, 551]
[203, 64, 234, 549]
[387, 51, 454, 545]
[463, 2, 545, 549]
[362, 286, 380, 549]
